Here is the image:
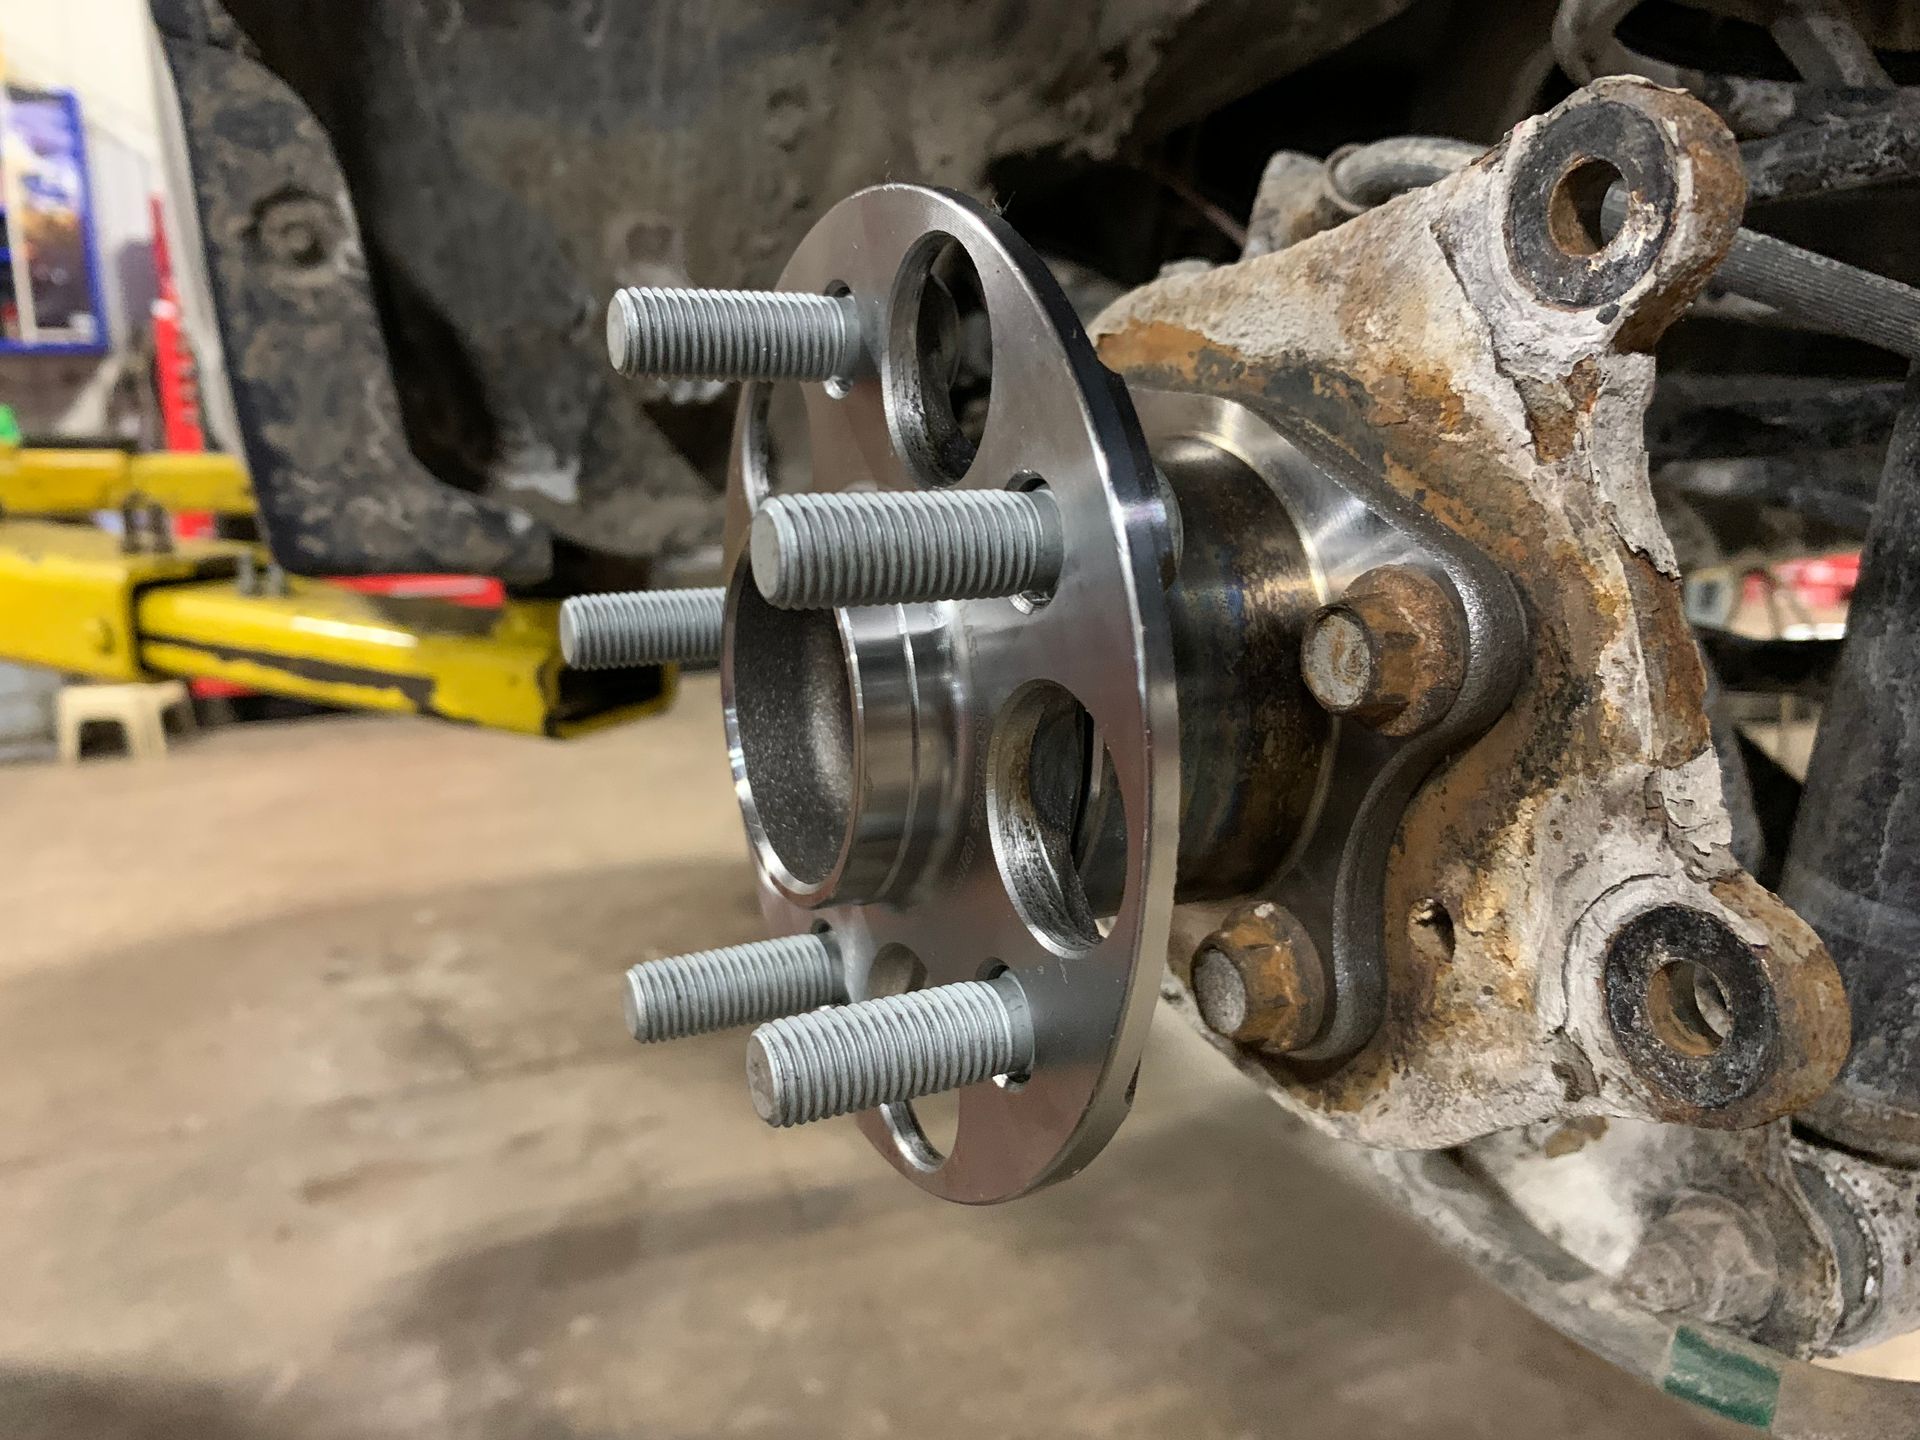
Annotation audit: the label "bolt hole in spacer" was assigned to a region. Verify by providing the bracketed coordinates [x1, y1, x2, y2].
[719, 185, 1179, 1203]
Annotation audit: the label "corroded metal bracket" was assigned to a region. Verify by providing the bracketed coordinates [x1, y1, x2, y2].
[1093, 77, 1848, 1146]
[1129, 389, 1527, 1065]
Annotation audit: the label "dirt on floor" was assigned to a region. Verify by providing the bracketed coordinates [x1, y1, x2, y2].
[0, 677, 1755, 1438]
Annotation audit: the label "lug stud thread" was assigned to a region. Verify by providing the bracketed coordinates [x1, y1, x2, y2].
[750, 489, 1063, 609]
[560, 587, 725, 669]
[746, 976, 1034, 1127]
[625, 934, 844, 1043]
[607, 286, 863, 383]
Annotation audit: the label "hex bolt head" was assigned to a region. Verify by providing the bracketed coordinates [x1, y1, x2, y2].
[1618, 1192, 1779, 1326]
[1191, 901, 1328, 1055]
[250, 189, 337, 271]
[606, 286, 864, 384]
[750, 488, 1065, 610]
[1301, 564, 1466, 737]
[624, 933, 845, 1043]
[559, 587, 725, 669]
[745, 975, 1036, 1127]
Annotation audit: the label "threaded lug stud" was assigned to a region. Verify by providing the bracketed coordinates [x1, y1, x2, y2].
[746, 976, 1035, 1127]
[749, 489, 1064, 610]
[607, 286, 864, 383]
[624, 934, 845, 1043]
[559, 587, 725, 670]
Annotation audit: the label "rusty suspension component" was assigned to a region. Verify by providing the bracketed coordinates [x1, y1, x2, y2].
[588, 73, 1920, 1416]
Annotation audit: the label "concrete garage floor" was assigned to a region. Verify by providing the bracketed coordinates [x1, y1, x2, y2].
[0, 676, 1750, 1439]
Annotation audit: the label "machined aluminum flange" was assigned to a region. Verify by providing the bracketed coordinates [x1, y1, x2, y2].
[719, 185, 1180, 1203]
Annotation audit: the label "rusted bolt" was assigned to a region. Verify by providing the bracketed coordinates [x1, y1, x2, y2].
[1301, 564, 1465, 737]
[1190, 901, 1327, 1055]
[1618, 1192, 1779, 1326]
[249, 189, 338, 272]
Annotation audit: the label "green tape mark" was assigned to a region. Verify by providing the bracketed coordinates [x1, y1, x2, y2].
[1663, 1325, 1781, 1429]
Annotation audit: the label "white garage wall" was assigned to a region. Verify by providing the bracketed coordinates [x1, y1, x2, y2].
[0, 0, 167, 437]
[0, 0, 163, 164]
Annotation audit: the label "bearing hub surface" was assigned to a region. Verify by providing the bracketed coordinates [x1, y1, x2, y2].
[719, 185, 1180, 1202]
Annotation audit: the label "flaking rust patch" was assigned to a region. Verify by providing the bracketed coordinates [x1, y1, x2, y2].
[1099, 79, 1844, 1149]
[1585, 359, 1679, 573]
[1658, 751, 1738, 871]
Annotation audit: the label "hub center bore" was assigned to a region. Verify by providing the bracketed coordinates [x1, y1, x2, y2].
[725, 567, 958, 909]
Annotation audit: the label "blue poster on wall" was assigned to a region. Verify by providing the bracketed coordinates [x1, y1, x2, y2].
[0, 85, 108, 354]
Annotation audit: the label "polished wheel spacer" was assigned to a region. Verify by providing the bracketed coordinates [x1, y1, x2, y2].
[719, 185, 1180, 1203]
